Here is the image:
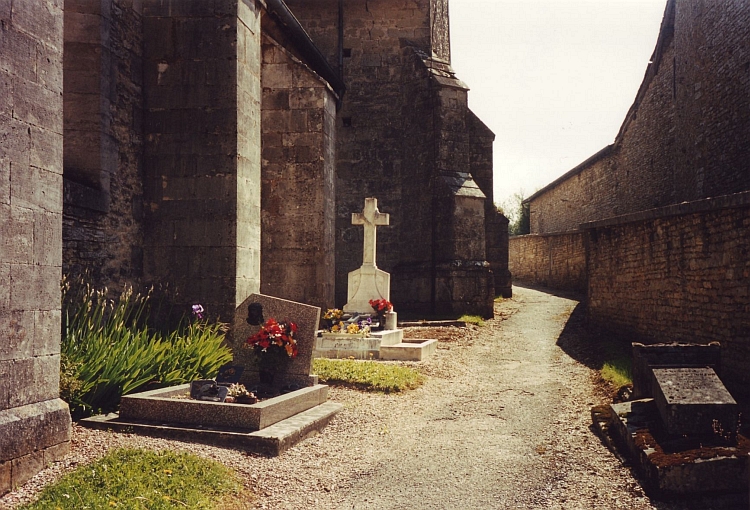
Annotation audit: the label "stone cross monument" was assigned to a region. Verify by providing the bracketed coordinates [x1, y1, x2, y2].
[344, 198, 391, 313]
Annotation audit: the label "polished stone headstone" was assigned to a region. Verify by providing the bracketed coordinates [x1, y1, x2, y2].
[652, 367, 738, 436]
[230, 294, 320, 390]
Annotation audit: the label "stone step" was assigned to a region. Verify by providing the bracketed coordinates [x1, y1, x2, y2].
[379, 339, 438, 361]
[81, 401, 343, 456]
[370, 329, 403, 346]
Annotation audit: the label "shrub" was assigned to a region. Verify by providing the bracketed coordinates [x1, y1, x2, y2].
[61, 277, 232, 418]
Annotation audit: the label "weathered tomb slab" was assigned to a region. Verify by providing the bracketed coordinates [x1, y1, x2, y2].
[631, 342, 721, 399]
[604, 398, 749, 498]
[230, 293, 320, 390]
[652, 367, 738, 436]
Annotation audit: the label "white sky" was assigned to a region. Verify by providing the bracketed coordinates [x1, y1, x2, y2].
[449, 0, 668, 206]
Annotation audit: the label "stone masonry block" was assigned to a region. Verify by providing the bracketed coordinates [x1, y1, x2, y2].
[0, 310, 34, 361]
[35, 43, 63, 94]
[64, 11, 103, 45]
[7, 355, 61, 408]
[0, 160, 8, 205]
[0, 114, 31, 165]
[10, 264, 60, 311]
[33, 210, 62, 267]
[0, 264, 7, 309]
[34, 310, 61, 357]
[12, 77, 62, 133]
[0, 398, 71, 462]
[0, 459, 10, 496]
[10, 450, 43, 489]
[0, 204, 33, 264]
[10, 0, 63, 49]
[0, 70, 11, 114]
[0, 27, 37, 83]
[10, 166, 62, 213]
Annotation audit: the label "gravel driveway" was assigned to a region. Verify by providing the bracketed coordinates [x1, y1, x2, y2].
[2, 286, 682, 509]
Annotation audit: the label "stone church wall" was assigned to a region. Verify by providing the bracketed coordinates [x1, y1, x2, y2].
[260, 31, 337, 310]
[62, 0, 145, 290]
[585, 192, 750, 397]
[0, 0, 71, 494]
[281, 0, 501, 316]
[142, 0, 262, 319]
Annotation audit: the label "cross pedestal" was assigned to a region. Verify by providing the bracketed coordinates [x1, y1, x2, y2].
[343, 198, 391, 314]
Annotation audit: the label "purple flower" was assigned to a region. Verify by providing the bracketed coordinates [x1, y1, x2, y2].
[192, 304, 204, 319]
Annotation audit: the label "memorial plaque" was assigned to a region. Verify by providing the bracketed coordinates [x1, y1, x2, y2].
[652, 367, 738, 436]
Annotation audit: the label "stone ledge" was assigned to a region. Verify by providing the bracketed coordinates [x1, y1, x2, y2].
[0, 399, 72, 463]
[380, 339, 438, 361]
[581, 190, 750, 231]
[81, 401, 343, 456]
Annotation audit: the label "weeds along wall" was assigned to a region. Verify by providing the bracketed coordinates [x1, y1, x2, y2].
[585, 192, 750, 397]
[508, 233, 586, 293]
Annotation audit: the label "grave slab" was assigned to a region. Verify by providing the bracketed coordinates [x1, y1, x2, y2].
[652, 367, 738, 436]
[602, 398, 749, 498]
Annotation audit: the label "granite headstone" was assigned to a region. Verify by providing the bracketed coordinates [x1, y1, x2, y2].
[230, 293, 320, 391]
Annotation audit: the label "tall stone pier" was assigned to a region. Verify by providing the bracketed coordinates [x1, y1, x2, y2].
[1, 1, 71, 494]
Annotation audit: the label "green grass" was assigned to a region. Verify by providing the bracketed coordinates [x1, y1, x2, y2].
[598, 337, 633, 388]
[20, 448, 243, 510]
[312, 358, 424, 393]
[457, 314, 485, 326]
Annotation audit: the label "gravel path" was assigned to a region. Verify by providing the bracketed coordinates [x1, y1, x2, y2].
[2, 286, 680, 509]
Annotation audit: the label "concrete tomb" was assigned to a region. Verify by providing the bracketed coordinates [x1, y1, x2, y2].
[598, 342, 748, 499]
[83, 294, 342, 455]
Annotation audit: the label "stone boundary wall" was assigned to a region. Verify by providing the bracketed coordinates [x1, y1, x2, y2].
[584, 191, 750, 397]
[508, 232, 586, 293]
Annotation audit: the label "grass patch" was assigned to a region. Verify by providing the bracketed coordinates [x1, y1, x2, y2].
[20, 448, 243, 510]
[598, 337, 633, 388]
[312, 358, 424, 393]
[457, 314, 484, 326]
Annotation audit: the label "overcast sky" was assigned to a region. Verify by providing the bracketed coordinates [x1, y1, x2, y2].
[449, 0, 668, 207]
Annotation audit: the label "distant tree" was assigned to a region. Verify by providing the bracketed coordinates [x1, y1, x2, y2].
[498, 190, 530, 235]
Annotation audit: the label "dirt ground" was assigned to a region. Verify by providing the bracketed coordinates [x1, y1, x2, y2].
[0, 286, 731, 509]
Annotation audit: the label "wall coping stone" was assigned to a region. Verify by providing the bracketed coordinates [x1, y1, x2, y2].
[581, 190, 750, 230]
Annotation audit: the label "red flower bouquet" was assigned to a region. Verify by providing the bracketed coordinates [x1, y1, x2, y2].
[369, 298, 393, 314]
[246, 318, 299, 359]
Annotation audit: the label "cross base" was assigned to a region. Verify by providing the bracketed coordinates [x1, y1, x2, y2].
[343, 265, 391, 314]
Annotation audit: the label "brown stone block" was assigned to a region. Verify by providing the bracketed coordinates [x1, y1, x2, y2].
[33, 310, 60, 357]
[0, 398, 71, 462]
[0, 160, 8, 206]
[11, 0, 63, 48]
[36, 44, 62, 94]
[0, 459, 10, 495]
[32, 210, 62, 266]
[0, 114, 30, 165]
[10, 264, 60, 312]
[12, 77, 62, 133]
[0, 264, 7, 309]
[0, 27, 37, 83]
[43, 440, 69, 466]
[30, 127, 62, 176]
[0, 204, 33, 264]
[10, 449, 43, 489]
[0, 310, 33, 361]
[10, 166, 61, 213]
[262, 89, 290, 110]
[64, 11, 103, 45]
